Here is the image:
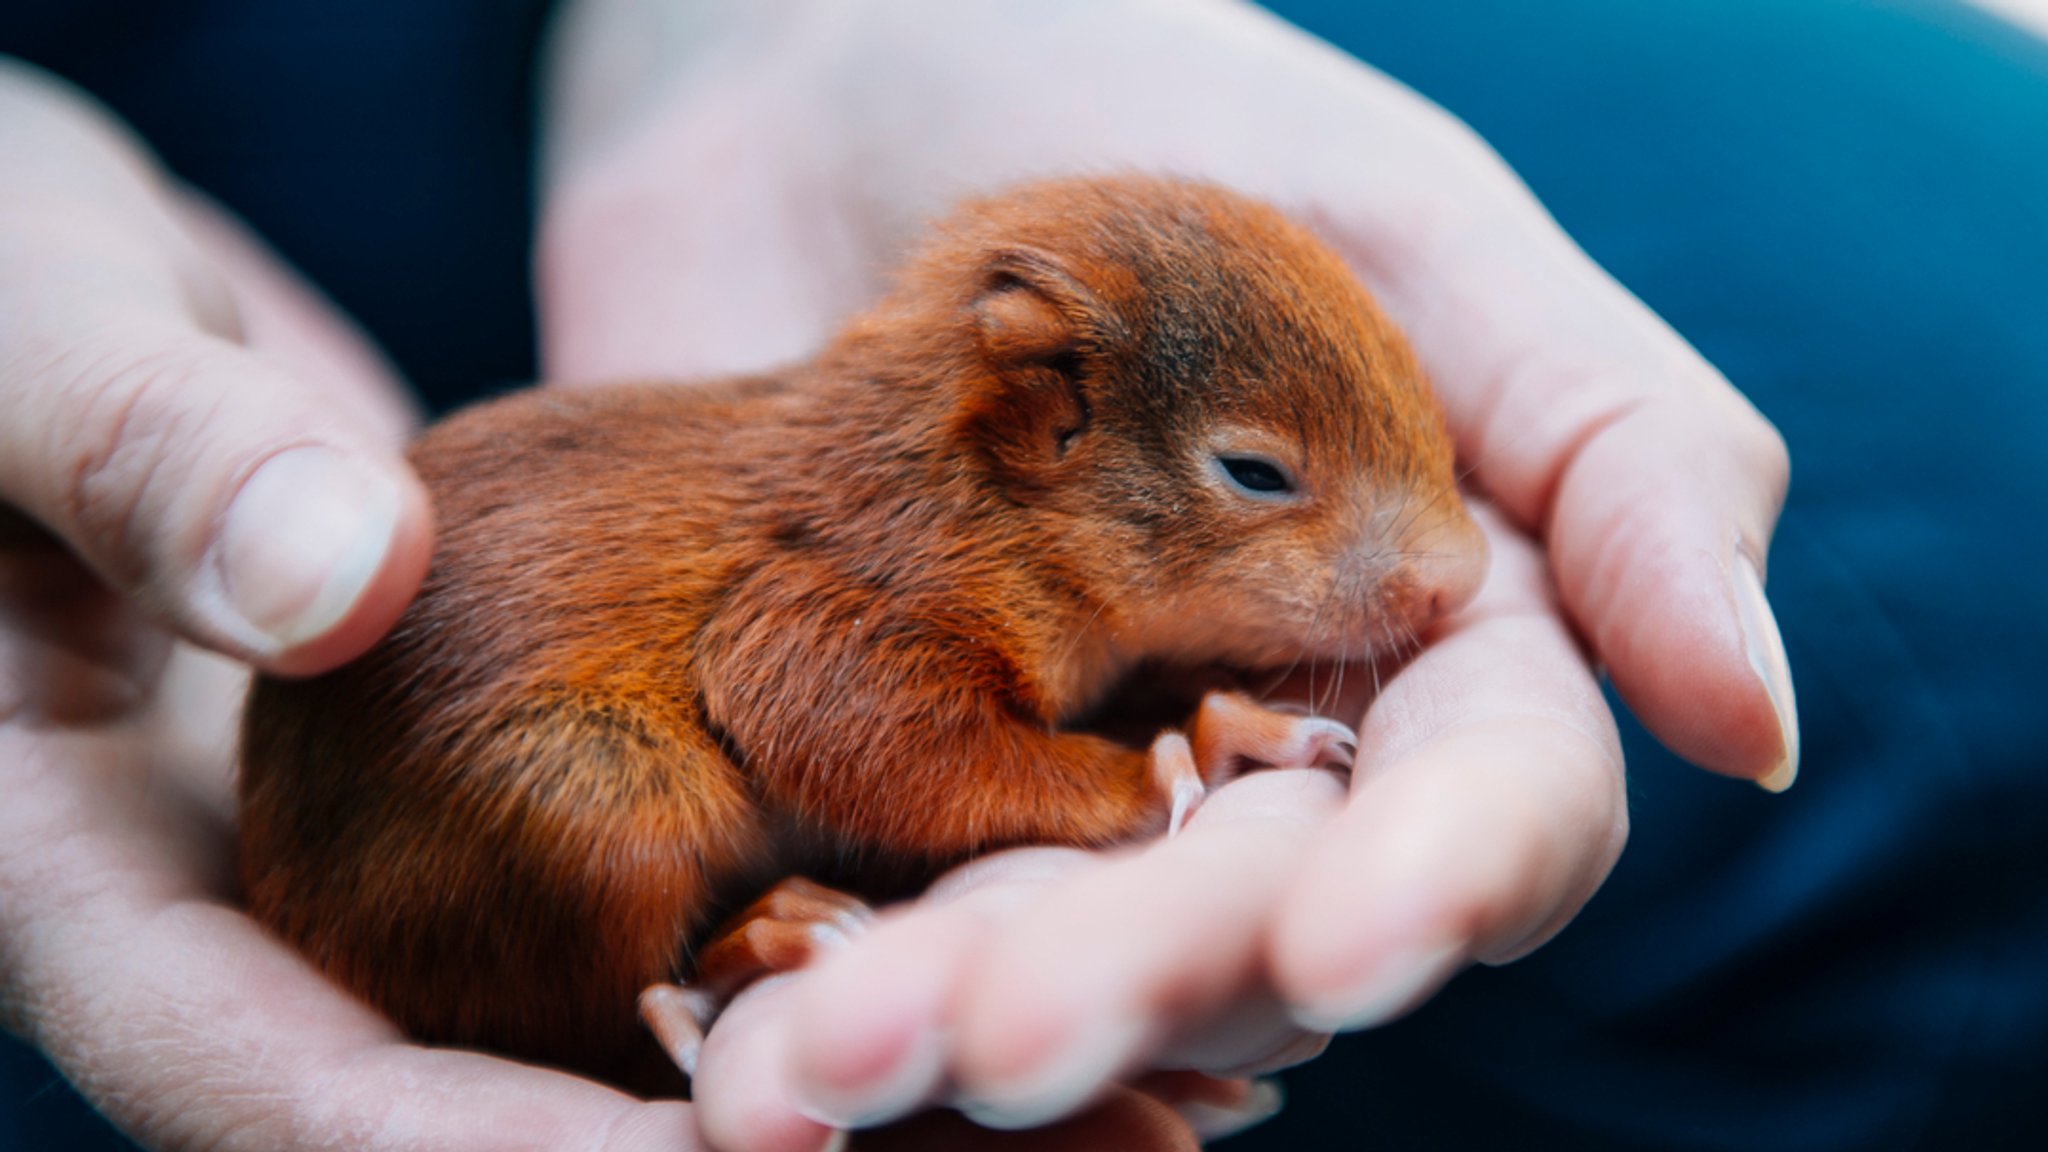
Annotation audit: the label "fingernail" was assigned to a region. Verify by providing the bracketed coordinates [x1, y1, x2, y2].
[816, 1130, 849, 1152]
[955, 1013, 1148, 1130]
[795, 1025, 948, 1130]
[1288, 938, 1463, 1034]
[211, 447, 399, 654]
[1176, 1078, 1285, 1143]
[1207, 1027, 1334, 1079]
[1734, 553, 1800, 792]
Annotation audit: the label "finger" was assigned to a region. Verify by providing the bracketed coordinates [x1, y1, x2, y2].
[0, 65, 432, 674]
[779, 849, 1093, 1131]
[782, 908, 977, 1129]
[857, 1083, 1199, 1152]
[750, 894, 1210, 1151]
[0, 316, 435, 675]
[947, 770, 1346, 1130]
[1153, 987, 1330, 1079]
[781, 785, 1337, 1136]
[51, 907, 707, 1152]
[694, 977, 845, 1152]
[1129, 1071, 1286, 1146]
[1268, 513, 1628, 1029]
[1329, 144, 1796, 787]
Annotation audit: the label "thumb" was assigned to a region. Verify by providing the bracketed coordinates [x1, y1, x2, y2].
[0, 316, 432, 675]
[0, 58, 431, 674]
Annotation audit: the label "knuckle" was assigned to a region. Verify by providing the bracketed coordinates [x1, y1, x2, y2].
[1739, 405, 1792, 496]
[45, 339, 223, 587]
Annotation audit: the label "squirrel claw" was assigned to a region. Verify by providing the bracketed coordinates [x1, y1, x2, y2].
[1269, 716, 1358, 775]
[1150, 730, 1205, 836]
[1168, 773, 1206, 837]
[1321, 736, 1359, 773]
[639, 984, 719, 1079]
[652, 877, 876, 1077]
[1191, 692, 1360, 779]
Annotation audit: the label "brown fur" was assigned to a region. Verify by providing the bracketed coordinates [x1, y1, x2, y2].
[237, 176, 1482, 1087]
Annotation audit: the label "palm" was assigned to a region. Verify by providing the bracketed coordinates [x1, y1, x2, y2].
[532, 2, 1668, 1144]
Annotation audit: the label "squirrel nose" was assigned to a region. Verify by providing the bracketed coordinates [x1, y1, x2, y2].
[1402, 503, 1489, 625]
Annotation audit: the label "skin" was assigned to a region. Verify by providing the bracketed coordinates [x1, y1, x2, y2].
[542, 2, 1781, 1144]
[0, 60, 1188, 1152]
[0, 0, 1800, 1147]
[237, 174, 1485, 1097]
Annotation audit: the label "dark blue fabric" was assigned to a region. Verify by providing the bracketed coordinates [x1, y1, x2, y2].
[0, 1031, 136, 1152]
[3, 1, 2045, 1149]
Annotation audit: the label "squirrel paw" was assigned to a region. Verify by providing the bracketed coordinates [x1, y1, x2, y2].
[1148, 692, 1359, 836]
[1149, 730, 1205, 837]
[642, 877, 874, 1078]
[639, 984, 721, 1079]
[1189, 690, 1358, 781]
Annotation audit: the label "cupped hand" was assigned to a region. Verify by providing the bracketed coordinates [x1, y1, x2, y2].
[536, 0, 1783, 1142]
[0, 626, 1183, 1152]
[542, 0, 1795, 788]
[0, 60, 431, 676]
[676, 507, 1617, 1150]
[0, 58, 1192, 1152]
[0, 59, 652, 1152]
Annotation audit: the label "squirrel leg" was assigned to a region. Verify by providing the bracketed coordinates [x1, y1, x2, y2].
[1190, 690, 1358, 778]
[640, 877, 875, 1078]
[1162, 691, 1359, 831]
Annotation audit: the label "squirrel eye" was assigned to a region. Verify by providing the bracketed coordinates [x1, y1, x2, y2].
[1214, 454, 1298, 499]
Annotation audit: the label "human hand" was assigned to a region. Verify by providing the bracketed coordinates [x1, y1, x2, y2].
[0, 638, 1183, 1152]
[542, 0, 1794, 784]
[0, 58, 1195, 1152]
[654, 507, 1611, 1151]
[0, 60, 431, 676]
[0, 639, 1185, 1152]
[0, 59, 670, 1152]
[537, 0, 1791, 1141]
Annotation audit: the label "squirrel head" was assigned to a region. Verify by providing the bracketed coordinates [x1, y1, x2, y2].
[839, 175, 1487, 669]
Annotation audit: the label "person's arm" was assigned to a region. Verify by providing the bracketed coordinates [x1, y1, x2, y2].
[536, 0, 1791, 1144]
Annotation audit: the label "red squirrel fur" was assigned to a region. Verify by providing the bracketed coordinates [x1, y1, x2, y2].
[237, 176, 1486, 1088]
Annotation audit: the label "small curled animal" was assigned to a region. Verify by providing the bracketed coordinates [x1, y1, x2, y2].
[237, 174, 1488, 1092]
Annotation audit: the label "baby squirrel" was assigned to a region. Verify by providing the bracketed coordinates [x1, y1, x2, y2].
[238, 175, 1488, 1090]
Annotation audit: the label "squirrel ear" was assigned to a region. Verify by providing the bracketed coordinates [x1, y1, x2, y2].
[968, 249, 1106, 459]
[972, 248, 1100, 370]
